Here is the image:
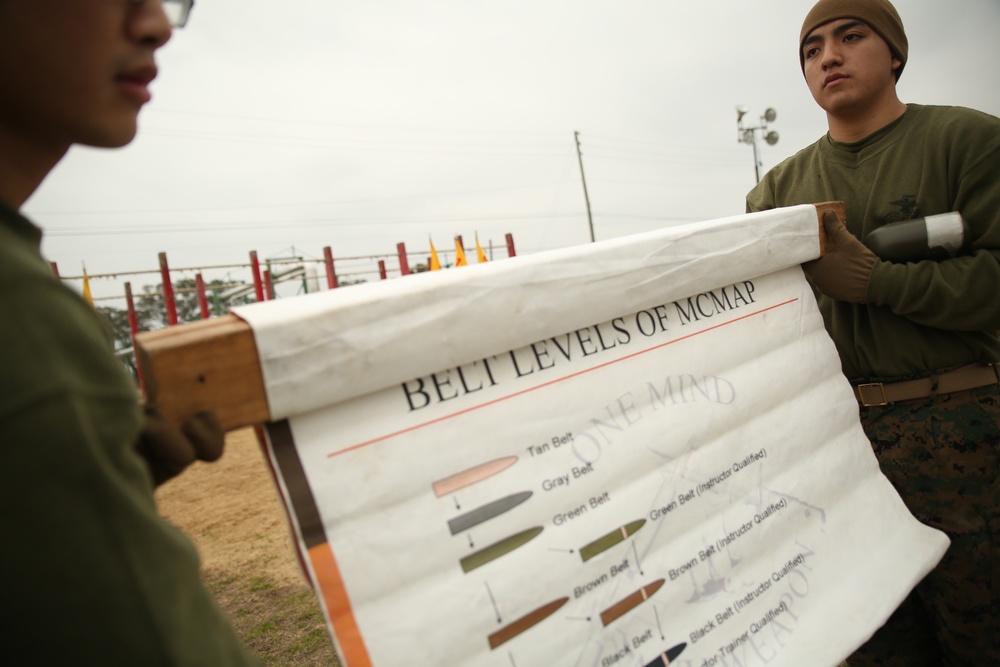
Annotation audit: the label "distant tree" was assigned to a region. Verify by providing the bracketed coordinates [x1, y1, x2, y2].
[338, 277, 369, 286]
[92, 305, 138, 383]
[135, 277, 239, 328]
[96, 305, 134, 353]
[97, 274, 378, 355]
[97, 278, 237, 353]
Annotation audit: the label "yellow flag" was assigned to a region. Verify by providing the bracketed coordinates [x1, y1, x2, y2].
[454, 237, 468, 267]
[429, 239, 442, 271]
[81, 267, 95, 307]
[475, 234, 489, 263]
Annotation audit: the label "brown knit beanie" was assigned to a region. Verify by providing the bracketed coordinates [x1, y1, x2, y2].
[799, 0, 908, 80]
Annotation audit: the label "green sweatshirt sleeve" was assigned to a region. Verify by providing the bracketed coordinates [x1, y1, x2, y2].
[745, 105, 1000, 378]
[867, 122, 1000, 332]
[0, 205, 262, 666]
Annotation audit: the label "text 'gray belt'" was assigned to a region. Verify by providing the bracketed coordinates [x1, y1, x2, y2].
[855, 363, 1000, 407]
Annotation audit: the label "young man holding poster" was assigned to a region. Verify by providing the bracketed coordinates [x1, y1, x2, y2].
[746, 0, 1000, 664]
[0, 1, 260, 663]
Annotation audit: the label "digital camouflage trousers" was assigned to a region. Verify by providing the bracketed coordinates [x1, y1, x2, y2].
[849, 384, 999, 667]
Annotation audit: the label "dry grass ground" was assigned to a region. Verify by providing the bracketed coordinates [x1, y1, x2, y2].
[156, 428, 341, 666]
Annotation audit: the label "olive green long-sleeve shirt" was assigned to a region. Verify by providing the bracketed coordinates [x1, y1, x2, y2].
[747, 104, 1000, 380]
[0, 202, 260, 666]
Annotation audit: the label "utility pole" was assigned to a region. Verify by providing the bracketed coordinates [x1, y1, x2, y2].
[574, 131, 596, 243]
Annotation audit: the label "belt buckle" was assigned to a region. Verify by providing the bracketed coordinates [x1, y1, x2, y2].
[857, 382, 889, 407]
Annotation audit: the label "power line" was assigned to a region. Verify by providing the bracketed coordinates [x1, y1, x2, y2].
[148, 108, 569, 138]
[31, 182, 571, 217]
[146, 126, 568, 150]
[43, 212, 585, 237]
[142, 127, 567, 153]
[585, 151, 740, 167]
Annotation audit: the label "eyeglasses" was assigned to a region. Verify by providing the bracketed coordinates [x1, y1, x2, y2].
[131, 0, 195, 28]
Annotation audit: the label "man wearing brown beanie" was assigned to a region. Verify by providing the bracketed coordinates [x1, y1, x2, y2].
[747, 0, 1000, 665]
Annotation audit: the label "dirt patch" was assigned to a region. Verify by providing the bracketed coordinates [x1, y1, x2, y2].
[156, 428, 340, 666]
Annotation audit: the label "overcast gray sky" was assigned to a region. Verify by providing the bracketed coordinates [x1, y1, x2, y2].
[24, 0, 1000, 305]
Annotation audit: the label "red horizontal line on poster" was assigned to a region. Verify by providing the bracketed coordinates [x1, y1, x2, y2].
[327, 298, 800, 459]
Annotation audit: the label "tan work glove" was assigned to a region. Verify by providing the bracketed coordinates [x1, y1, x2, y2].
[135, 406, 225, 486]
[802, 211, 877, 303]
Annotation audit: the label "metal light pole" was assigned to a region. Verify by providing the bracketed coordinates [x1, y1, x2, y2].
[736, 106, 779, 184]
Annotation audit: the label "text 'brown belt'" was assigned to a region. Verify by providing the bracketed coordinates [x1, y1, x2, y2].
[855, 363, 1000, 407]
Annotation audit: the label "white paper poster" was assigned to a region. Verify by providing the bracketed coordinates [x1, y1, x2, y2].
[235, 207, 948, 667]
